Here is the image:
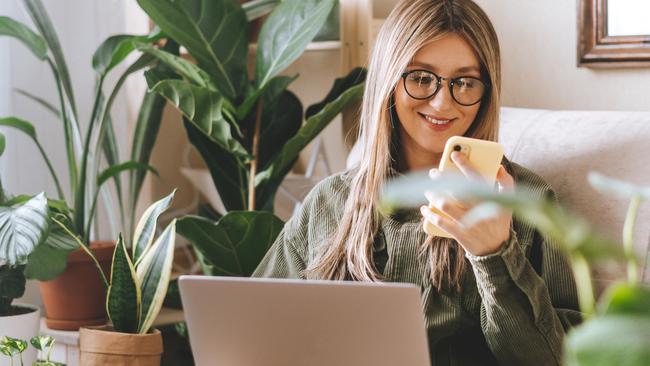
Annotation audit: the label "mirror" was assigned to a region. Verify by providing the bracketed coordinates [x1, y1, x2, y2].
[578, 0, 650, 68]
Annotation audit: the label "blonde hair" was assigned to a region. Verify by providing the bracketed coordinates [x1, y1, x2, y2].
[304, 0, 501, 289]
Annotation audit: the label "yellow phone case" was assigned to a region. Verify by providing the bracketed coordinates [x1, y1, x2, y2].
[423, 136, 504, 238]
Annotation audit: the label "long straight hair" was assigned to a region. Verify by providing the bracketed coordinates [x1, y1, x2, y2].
[303, 0, 502, 290]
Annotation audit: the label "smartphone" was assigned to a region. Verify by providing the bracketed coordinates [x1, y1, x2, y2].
[423, 136, 504, 238]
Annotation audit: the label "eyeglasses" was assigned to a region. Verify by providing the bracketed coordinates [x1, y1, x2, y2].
[400, 69, 490, 106]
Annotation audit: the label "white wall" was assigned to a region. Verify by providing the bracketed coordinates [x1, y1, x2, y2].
[1, 0, 148, 309]
[474, 0, 650, 112]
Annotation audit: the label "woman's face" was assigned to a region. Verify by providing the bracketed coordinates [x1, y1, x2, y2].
[394, 33, 483, 168]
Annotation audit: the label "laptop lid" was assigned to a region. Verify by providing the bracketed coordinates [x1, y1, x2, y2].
[179, 275, 431, 366]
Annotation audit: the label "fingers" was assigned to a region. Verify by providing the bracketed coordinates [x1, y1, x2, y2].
[496, 165, 515, 192]
[424, 191, 467, 220]
[450, 151, 485, 181]
[420, 205, 463, 239]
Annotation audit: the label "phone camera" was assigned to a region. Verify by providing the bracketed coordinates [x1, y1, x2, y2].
[453, 144, 462, 152]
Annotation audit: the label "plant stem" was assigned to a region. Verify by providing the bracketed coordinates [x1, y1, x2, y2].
[34, 139, 65, 201]
[52, 217, 109, 289]
[571, 254, 595, 319]
[623, 196, 641, 283]
[248, 99, 264, 211]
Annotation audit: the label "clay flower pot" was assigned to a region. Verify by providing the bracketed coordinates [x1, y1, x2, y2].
[38, 241, 114, 330]
[79, 326, 163, 366]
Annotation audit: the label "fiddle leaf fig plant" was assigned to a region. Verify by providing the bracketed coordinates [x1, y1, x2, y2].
[135, 0, 365, 276]
[380, 171, 650, 366]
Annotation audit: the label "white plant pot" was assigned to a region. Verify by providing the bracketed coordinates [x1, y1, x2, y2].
[0, 303, 40, 366]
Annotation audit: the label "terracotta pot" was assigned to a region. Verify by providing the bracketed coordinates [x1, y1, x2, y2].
[79, 326, 163, 366]
[39, 241, 115, 330]
[0, 303, 40, 366]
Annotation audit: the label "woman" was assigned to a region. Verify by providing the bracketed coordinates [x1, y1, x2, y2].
[254, 0, 581, 364]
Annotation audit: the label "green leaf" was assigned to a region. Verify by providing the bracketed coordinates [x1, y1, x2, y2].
[128, 85, 169, 238]
[177, 211, 284, 277]
[0, 16, 47, 59]
[0, 133, 5, 157]
[137, 0, 248, 99]
[97, 161, 158, 189]
[258, 90, 303, 171]
[30, 335, 54, 352]
[564, 315, 650, 366]
[242, 0, 280, 21]
[183, 118, 248, 211]
[150, 79, 250, 159]
[0, 266, 26, 314]
[93, 29, 163, 77]
[588, 172, 650, 200]
[138, 45, 213, 89]
[255, 83, 364, 208]
[14, 89, 60, 117]
[24, 0, 78, 117]
[599, 283, 650, 316]
[236, 74, 297, 120]
[0, 193, 49, 265]
[305, 67, 367, 119]
[132, 190, 175, 264]
[136, 220, 177, 334]
[107, 235, 141, 333]
[23, 240, 71, 281]
[0, 116, 36, 138]
[255, 0, 336, 88]
[0, 337, 27, 355]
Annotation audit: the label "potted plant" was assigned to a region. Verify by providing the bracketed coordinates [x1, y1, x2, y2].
[134, 0, 366, 277]
[0, 189, 48, 366]
[380, 171, 650, 365]
[45, 191, 179, 365]
[0, 0, 169, 329]
[0, 335, 64, 366]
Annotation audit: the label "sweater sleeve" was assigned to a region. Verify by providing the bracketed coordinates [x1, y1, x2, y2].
[466, 226, 582, 366]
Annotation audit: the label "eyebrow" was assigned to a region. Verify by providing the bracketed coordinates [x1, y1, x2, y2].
[408, 61, 480, 74]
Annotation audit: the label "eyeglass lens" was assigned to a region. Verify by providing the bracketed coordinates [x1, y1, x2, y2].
[403, 70, 487, 106]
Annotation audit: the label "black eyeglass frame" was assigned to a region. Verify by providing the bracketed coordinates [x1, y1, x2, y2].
[400, 69, 491, 106]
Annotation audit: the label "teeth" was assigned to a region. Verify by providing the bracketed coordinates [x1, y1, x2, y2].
[423, 115, 451, 125]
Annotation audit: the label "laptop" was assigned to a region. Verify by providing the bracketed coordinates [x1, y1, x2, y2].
[179, 275, 431, 366]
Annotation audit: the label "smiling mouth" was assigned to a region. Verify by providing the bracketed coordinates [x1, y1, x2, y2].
[418, 112, 454, 125]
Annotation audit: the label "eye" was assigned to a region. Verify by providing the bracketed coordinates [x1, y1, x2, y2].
[407, 71, 434, 85]
[455, 78, 480, 89]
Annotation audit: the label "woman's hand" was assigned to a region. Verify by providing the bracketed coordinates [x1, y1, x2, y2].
[420, 151, 515, 256]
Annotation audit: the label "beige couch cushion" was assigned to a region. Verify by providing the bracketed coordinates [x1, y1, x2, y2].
[500, 107, 650, 283]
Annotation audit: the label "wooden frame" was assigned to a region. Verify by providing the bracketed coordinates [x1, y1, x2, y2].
[578, 0, 650, 68]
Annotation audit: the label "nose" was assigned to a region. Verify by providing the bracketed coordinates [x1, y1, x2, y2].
[428, 80, 454, 112]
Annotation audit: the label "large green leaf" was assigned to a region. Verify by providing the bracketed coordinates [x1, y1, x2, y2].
[132, 190, 175, 265]
[589, 172, 650, 200]
[0, 193, 49, 265]
[183, 118, 248, 211]
[254, 0, 336, 88]
[258, 90, 303, 171]
[93, 29, 163, 77]
[150, 79, 249, 159]
[138, 45, 213, 89]
[97, 161, 158, 189]
[0, 16, 47, 60]
[177, 211, 284, 277]
[236, 74, 297, 120]
[24, 0, 78, 117]
[564, 315, 650, 366]
[305, 67, 367, 119]
[0, 133, 5, 157]
[0, 265, 26, 314]
[137, 0, 248, 99]
[107, 235, 141, 333]
[136, 220, 176, 334]
[255, 83, 365, 208]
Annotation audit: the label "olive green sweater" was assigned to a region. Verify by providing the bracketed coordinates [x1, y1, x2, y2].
[253, 162, 581, 366]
